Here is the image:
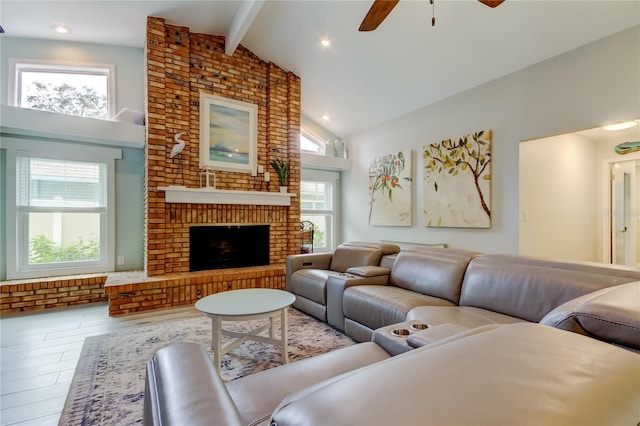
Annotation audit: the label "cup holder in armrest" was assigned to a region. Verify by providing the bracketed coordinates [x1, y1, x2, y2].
[391, 328, 413, 338]
[410, 323, 429, 331]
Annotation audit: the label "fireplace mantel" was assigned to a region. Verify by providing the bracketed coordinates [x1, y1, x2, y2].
[158, 186, 295, 206]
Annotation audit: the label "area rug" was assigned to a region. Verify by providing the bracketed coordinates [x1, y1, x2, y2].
[59, 308, 355, 425]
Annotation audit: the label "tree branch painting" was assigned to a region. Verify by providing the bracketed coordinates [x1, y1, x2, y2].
[423, 130, 492, 228]
[368, 151, 413, 226]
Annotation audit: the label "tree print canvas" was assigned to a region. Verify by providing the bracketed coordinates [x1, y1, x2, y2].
[368, 151, 413, 226]
[423, 130, 491, 228]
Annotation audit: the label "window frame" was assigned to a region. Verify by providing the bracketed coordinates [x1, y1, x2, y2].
[4, 137, 121, 279]
[8, 58, 116, 119]
[300, 169, 340, 253]
[300, 128, 326, 156]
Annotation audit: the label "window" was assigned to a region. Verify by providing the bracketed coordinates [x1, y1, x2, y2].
[4, 138, 120, 279]
[301, 170, 339, 252]
[18, 157, 106, 267]
[9, 59, 115, 119]
[300, 129, 326, 155]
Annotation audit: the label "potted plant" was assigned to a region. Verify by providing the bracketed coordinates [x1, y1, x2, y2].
[269, 157, 290, 193]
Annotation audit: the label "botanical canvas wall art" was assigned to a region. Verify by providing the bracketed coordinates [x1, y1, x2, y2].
[368, 151, 413, 226]
[423, 130, 491, 228]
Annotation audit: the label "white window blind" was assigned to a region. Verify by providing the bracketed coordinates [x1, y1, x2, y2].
[17, 158, 106, 207]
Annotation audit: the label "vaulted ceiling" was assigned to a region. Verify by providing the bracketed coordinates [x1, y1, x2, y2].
[2, 1, 638, 137]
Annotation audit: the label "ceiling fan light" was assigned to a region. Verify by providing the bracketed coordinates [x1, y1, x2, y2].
[602, 121, 638, 131]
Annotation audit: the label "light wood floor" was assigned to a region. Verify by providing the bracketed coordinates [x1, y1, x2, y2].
[0, 302, 201, 425]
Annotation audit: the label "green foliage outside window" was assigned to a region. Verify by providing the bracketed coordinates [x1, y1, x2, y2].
[25, 82, 107, 119]
[312, 224, 325, 248]
[29, 235, 100, 264]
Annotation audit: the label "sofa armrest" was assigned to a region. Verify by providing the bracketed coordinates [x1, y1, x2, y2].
[286, 253, 333, 273]
[406, 323, 471, 348]
[346, 265, 390, 277]
[286, 253, 333, 292]
[540, 281, 640, 350]
[326, 273, 389, 331]
[143, 343, 244, 426]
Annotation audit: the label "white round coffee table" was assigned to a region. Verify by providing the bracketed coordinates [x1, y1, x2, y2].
[195, 288, 296, 375]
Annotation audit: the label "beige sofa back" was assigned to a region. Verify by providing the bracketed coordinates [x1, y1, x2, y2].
[329, 242, 399, 273]
[460, 254, 640, 322]
[389, 246, 479, 304]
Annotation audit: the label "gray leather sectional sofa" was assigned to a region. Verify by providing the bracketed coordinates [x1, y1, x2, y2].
[144, 244, 640, 425]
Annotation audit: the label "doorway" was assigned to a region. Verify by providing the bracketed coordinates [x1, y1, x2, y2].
[520, 120, 640, 265]
[605, 156, 640, 266]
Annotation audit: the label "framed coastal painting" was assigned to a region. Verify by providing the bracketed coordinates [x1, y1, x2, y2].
[199, 92, 257, 173]
[423, 130, 491, 228]
[368, 150, 413, 226]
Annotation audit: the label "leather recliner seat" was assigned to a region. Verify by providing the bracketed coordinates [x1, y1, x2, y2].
[285, 241, 400, 321]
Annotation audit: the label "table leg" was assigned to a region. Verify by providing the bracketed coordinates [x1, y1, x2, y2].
[281, 308, 289, 364]
[212, 315, 222, 373]
[269, 315, 274, 339]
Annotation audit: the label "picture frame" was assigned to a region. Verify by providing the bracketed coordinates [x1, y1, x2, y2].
[368, 150, 413, 227]
[199, 92, 257, 173]
[423, 130, 492, 228]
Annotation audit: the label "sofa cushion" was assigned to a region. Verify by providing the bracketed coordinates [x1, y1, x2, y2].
[343, 285, 455, 331]
[459, 254, 640, 322]
[288, 269, 339, 304]
[540, 281, 640, 350]
[389, 247, 479, 304]
[406, 305, 527, 328]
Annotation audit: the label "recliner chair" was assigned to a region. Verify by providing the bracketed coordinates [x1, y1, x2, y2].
[285, 242, 400, 321]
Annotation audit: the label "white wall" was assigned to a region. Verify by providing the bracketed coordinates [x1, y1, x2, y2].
[0, 37, 145, 278]
[342, 26, 640, 254]
[0, 37, 144, 113]
[519, 134, 598, 261]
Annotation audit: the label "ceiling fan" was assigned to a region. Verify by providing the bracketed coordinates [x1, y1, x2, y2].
[359, 0, 505, 31]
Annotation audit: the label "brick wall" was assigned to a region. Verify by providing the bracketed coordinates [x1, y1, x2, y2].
[0, 275, 107, 313]
[104, 265, 285, 315]
[145, 17, 301, 277]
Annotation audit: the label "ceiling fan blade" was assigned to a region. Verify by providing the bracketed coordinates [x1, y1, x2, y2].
[478, 0, 505, 8]
[359, 0, 400, 32]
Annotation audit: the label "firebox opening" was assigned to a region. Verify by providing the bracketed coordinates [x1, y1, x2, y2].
[189, 224, 270, 272]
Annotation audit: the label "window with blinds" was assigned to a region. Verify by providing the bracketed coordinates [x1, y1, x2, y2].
[300, 173, 337, 252]
[16, 157, 107, 269]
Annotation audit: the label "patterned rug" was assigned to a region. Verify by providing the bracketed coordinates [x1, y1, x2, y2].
[59, 308, 355, 425]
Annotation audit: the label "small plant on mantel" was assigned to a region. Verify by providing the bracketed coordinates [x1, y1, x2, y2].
[269, 157, 290, 190]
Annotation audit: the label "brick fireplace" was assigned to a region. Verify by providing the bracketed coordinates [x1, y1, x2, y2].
[103, 17, 302, 315]
[1, 17, 302, 316]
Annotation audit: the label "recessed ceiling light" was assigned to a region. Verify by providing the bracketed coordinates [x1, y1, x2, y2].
[320, 38, 331, 47]
[53, 25, 70, 34]
[321, 114, 330, 121]
[602, 121, 638, 131]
